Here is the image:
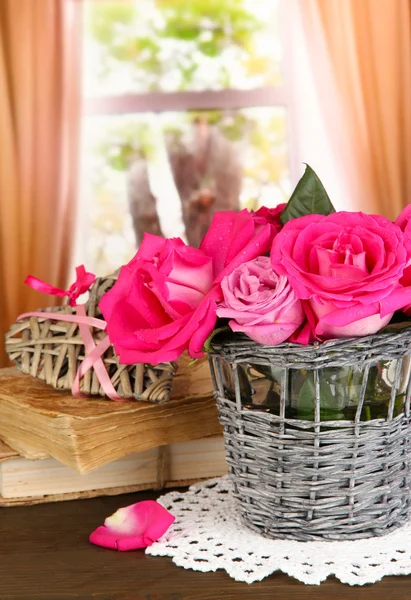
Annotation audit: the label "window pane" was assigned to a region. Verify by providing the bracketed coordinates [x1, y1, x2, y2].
[84, 0, 283, 95]
[81, 108, 290, 275]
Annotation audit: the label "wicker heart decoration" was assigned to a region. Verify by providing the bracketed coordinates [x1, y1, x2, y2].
[5, 272, 176, 403]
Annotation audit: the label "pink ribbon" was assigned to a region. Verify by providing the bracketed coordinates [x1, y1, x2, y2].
[25, 266, 96, 307]
[19, 267, 124, 402]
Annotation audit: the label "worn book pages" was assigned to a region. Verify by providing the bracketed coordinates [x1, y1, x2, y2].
[0, 435, 227, 505]
[0, 356, 222, 474]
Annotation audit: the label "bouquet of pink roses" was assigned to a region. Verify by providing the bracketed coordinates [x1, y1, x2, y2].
[100, 166, 411, 367]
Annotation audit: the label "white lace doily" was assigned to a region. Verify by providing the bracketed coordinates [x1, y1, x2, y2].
[146, 476, 411, 586]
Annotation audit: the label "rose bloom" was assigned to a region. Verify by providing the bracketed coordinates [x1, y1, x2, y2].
[271, 212, 411, 340]
[217, 256, 304, 345]
[100, 209, 278, 364]
[252, 204, 286, 234]
[395, 204, 411, 314]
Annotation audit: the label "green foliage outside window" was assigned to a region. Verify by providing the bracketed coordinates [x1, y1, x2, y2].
[85, 0, 280, 92]
[82, 0, 290, 275]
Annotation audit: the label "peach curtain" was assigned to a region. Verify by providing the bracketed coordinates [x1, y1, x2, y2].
[0, 0, 82, 366]
[297, 0, 411, 218]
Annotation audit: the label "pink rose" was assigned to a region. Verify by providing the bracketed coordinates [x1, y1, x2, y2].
[89, 500, 174, 551]
[100, 210, 276, 364]
[216, 256, 304, 345]
[395, 204, 411, 314]
[100, 235, 218, 364]
[252, 204, 286, 234]
[271, 212, 411, 340]
[199, 208, 277, 284]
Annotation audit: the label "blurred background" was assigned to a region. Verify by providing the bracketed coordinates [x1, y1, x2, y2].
[1, 0, 410, 366]
[80, 0, 291, 276]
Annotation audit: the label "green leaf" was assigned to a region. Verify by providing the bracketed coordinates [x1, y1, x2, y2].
[298, 374, 316, 419]
[297, 371, 343, 421]
[280, 164, 336, 225]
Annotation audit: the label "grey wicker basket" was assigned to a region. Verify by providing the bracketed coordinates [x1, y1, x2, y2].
[209, 328, 411, 541]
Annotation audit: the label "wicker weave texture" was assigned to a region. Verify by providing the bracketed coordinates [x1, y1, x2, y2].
[211, 328, 411, 369]
[209, 329, 411, 541]
[5, 274, 176, 403]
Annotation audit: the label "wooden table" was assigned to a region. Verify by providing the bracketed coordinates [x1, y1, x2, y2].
[1, 489, 409, 600]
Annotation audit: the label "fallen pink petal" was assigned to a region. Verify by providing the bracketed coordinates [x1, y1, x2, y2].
[89, 500, 175, 551]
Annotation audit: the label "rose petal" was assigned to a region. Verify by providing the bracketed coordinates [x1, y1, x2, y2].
[160, 247, 214, 295]
[89, 500, 175, 552]
[200, 210, 276, 282]
[316, 312, 392, 339]
[199, 211, 237, 276]
[136, 233, 168, 262]
[253, 203, 286, 233]
[215, 223, 274, 283]
[229, 320, 299, 346]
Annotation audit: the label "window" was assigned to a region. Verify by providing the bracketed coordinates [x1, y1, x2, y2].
[80, 0, 295, 275]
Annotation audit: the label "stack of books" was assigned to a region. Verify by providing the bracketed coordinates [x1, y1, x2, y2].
[0, 356, 227, 506]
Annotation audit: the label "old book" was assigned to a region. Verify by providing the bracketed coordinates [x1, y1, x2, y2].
[0, 355, 222, 474]
[0, 435, 227, 506]
[0, 439, 18, 462]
